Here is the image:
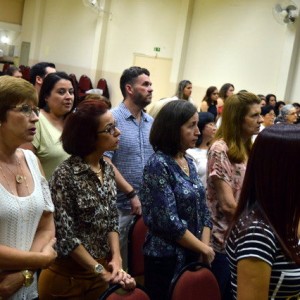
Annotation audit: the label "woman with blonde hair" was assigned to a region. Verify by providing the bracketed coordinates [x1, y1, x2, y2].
[206, 92, 263, 300]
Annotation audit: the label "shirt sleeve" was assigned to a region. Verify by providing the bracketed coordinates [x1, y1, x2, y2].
[235, 224, 277, 266]
[207, 141, 232, 185]
[49, 167, 82, 256]
[140, 156, 187, 241]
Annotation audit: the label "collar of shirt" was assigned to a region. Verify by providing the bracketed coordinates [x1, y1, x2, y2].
[119, 102, 152, 123]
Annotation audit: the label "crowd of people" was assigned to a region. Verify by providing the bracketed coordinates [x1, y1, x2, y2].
[0, 61, 299, 300]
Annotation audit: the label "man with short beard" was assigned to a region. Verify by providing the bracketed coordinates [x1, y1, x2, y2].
[104, 66, 154, 270]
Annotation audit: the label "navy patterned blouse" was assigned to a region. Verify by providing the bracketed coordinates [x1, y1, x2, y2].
[140, 151, 212, 270]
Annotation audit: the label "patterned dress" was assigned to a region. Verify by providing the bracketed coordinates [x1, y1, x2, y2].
[140, 151, 212, 271]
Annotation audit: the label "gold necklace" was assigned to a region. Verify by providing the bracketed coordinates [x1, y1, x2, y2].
[176, 156, 189, 176]
[0, 152, 30, 194]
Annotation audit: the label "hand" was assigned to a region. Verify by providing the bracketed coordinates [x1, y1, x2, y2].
[116, 270, 136, 290]
[40, 238, 57, 268]
[130, 196, 142, 215]
[202, 245, 215, 265]
[0, 271, 25, 299]
[107, 256, 122, 282]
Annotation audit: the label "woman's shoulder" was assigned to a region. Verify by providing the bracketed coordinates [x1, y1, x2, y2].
[210, 139, 227, 152]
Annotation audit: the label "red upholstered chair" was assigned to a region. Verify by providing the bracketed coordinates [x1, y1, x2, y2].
[2, 63, 10, 73]
[19, 65, 31, 81]
[98, 283, 150, 300]
[97, 78, 110, 99]
[127, 216, 148, 284]
[168, 262, 221, 300]
[78, 74, 93, 99]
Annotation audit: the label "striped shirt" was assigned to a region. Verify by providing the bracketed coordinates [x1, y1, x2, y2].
[226, 216, 300, 299]
[104, 102, 154, 210]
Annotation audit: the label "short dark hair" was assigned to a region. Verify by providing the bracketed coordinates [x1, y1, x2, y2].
[120, 66, 150, 98]
[150, 100, 197, 156]
[260, 105, 274, 116]
[231, 124, 300, 264]
[62, 99, 108, 157]
[39, 72, 76, 115]
[196, 112, 215, 146]
[30, 62, 56, 85]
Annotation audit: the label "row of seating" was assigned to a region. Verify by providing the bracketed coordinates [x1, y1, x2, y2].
[101, 216, 221, 299]
[1, 64, 110, 100]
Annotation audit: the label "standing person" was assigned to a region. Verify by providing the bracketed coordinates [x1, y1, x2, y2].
[226, 124, 300, 300]
[275, 104, 298, 124]
[186, 112, 216, 188]
[29, 62, 56, 94]
[140, 100, 215, 300]
[0, 76, 57, 300]
[265, 93, 277, 107]
[38, 100, 135, 299]
[104, 66, 154, 270]
[216, 83, 234, 127]
[171, 80, 194, 102]
[22, 72, 75, 179]
[207, 92, 263, 300]
[5, 66, 22, 78]
[200, 86, 219, 121]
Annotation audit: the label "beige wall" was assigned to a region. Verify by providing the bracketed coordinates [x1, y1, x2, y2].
[3, 0, 300, 106]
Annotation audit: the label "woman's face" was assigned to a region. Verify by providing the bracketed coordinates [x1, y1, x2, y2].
[183, 84, 192, 100]
[202, 122, 217, 141]
[180, 112, 200, 151]
[269, 96, 276, 107]
[1, 100, 39, 145]
[210, 89, 219, 101]
[46, 79, 74, 117]
[286, 108, 298, 124]
[263, 110, 275, 127]
[242, 104, 263, 139]
[260, 99, 266, 107]
[226, 86, 234, 97]
[96, 111, 121, 154]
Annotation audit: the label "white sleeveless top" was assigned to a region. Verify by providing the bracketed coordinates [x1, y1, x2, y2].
[0, 149, 54, 300]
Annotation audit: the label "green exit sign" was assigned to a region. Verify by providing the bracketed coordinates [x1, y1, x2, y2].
[154, 47, 161, 52]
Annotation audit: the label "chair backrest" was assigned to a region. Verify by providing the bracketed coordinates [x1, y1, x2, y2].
[99, 283, 150, 300]
[97, 78, 110, 99]
[168, 262, 221, 300]
[20, 65, 31, 81]
[127, 216, 148, 277]
[78, 74, 93, 92]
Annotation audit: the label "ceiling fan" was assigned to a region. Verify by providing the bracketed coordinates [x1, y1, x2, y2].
[272, 0, 299, 24]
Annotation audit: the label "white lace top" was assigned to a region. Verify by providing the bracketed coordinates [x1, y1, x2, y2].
[0, 149, 54, 300]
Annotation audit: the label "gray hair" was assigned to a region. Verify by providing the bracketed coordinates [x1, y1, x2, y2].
[278, 104, 294, 122]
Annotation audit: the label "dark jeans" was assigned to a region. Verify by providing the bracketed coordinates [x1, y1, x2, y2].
[144, 255, 177, 300]
[211, 252, 233, 300]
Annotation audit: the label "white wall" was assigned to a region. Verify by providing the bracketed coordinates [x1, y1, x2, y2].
[19, 0, 300, 107]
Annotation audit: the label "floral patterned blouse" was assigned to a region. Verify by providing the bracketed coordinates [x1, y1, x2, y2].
[206, 140, 246, 253]
[140, 151, 212, 271]
[49, 155, 119, 259]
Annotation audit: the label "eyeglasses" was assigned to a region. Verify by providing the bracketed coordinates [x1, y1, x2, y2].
[97, 123, 118, 135]
[10, 104, 40, 117]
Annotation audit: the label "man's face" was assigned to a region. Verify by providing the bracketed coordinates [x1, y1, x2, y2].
[129, 74, 153, 108]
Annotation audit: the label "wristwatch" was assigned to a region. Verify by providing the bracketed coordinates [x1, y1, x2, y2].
[21, 270, 34, 287]
[94, 263, 104, 274]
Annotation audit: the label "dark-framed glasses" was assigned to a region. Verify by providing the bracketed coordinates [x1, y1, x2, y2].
[11, 104, 40, 117]
[97, 123, 118, 135]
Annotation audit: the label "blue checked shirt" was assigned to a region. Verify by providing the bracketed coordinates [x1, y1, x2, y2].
[104, 102, 154, 210]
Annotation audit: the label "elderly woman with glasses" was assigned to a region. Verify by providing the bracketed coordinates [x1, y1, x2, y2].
[38, 99, 135, 300]
[0, 76, 57, 300]
[275, 104, 298, 124]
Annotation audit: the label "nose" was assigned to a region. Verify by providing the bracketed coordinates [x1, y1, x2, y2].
[115, 127, 121, 136]
[258, 115, 264, 123]
[30, 112, 39, 122]
[195, 127, 200, 135]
